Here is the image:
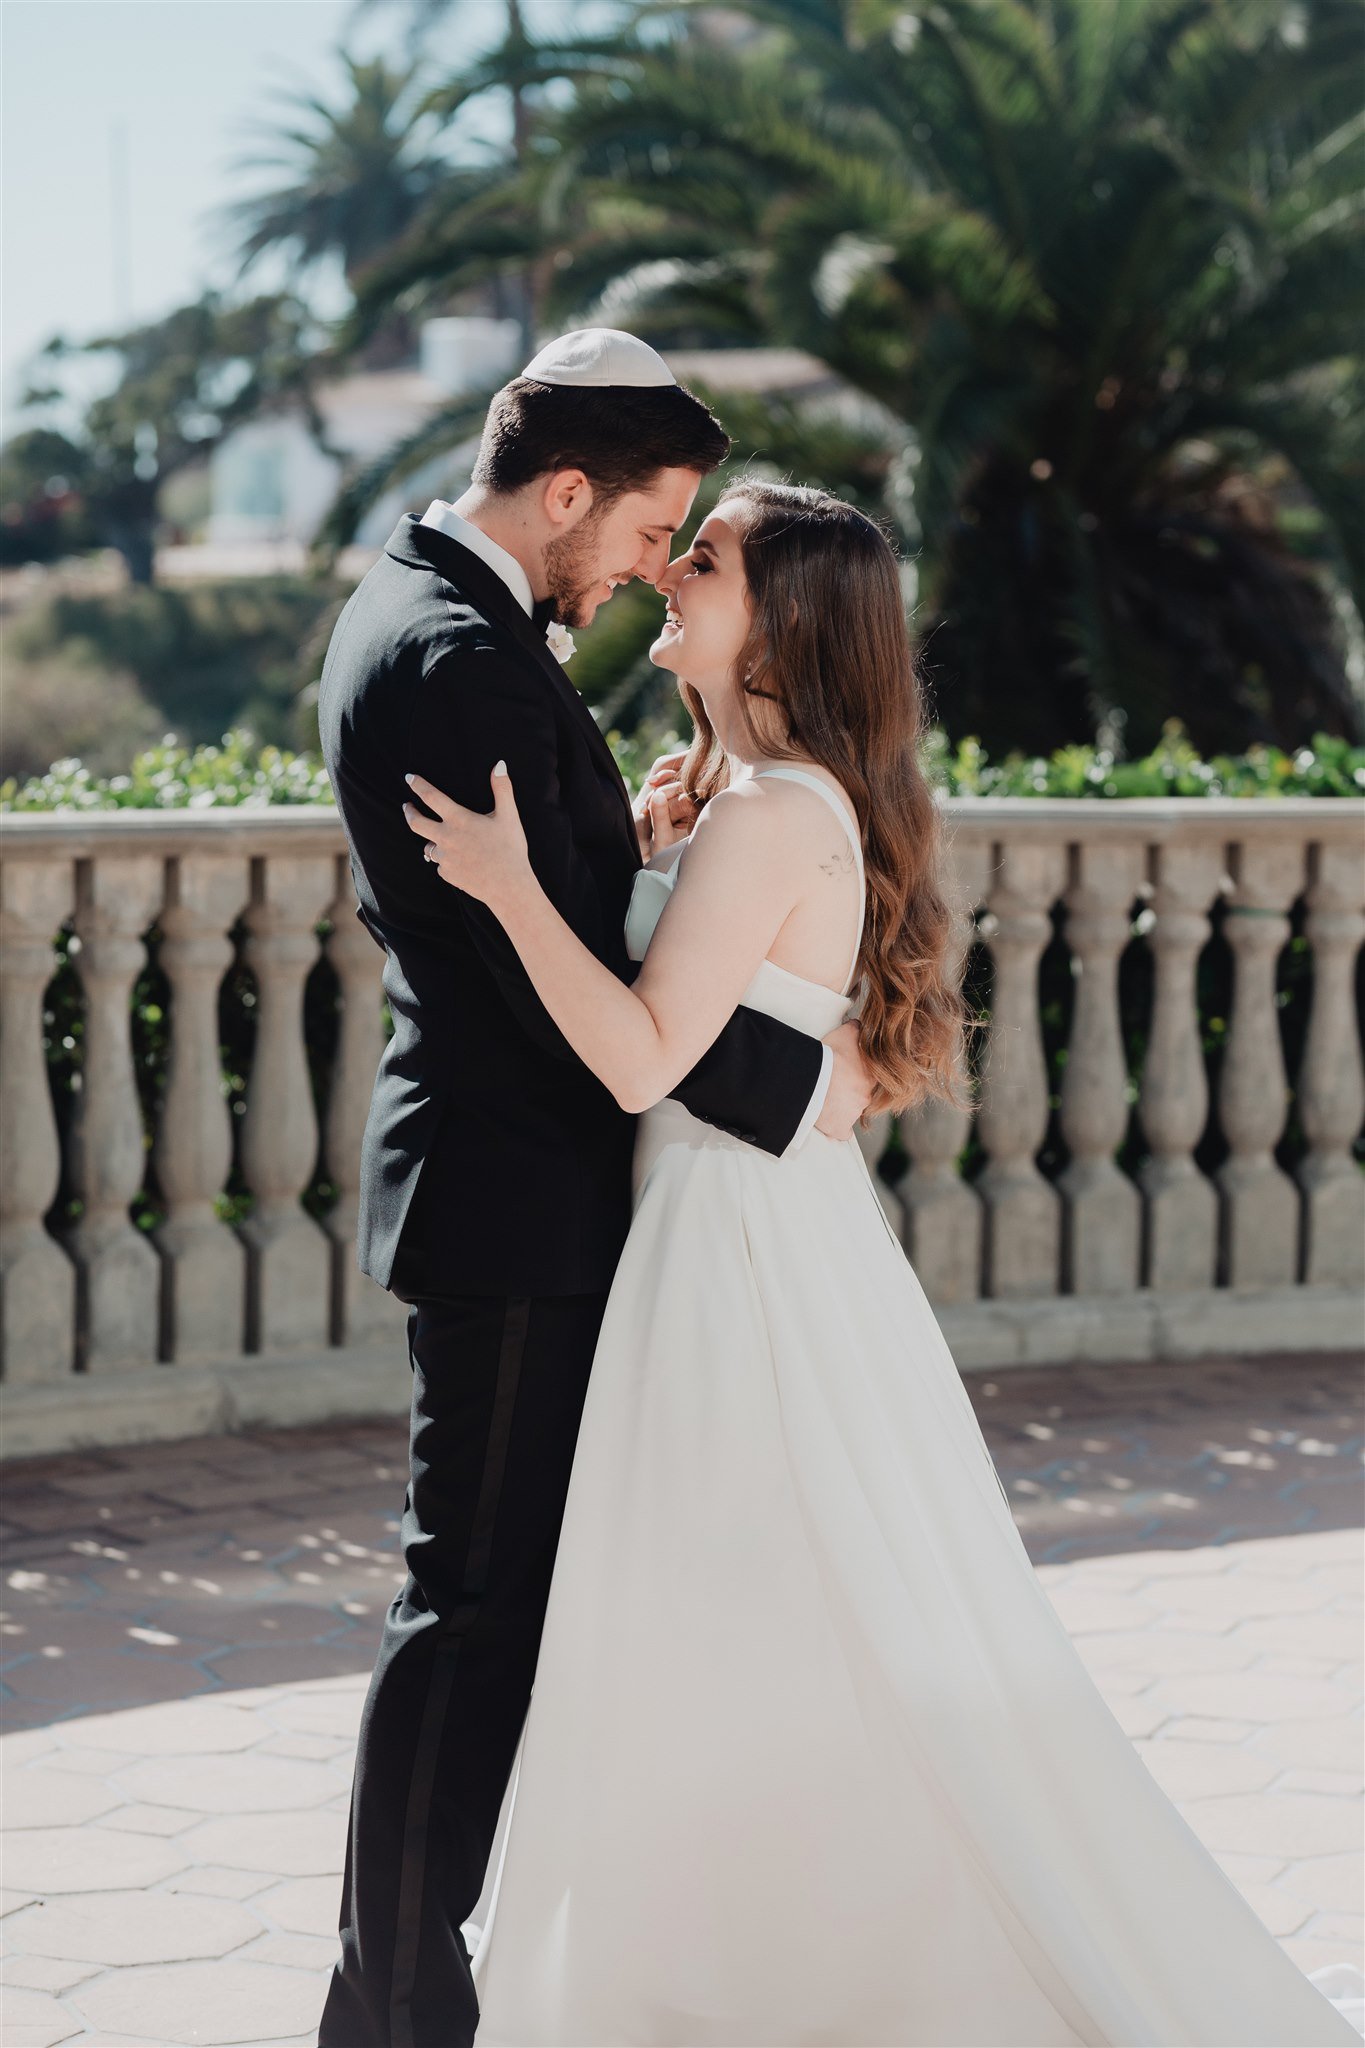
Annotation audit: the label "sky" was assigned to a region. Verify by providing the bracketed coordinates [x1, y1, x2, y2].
[1, 0, 536, 426]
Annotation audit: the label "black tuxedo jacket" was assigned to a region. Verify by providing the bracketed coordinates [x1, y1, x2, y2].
[318, 515, 826, 1299]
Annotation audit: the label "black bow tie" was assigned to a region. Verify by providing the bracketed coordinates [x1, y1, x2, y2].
[531, 596, 556, 634]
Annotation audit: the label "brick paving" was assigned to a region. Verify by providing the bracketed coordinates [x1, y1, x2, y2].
[0, 1350, 1360, 2047]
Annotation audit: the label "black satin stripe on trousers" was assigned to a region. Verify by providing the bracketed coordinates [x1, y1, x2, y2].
[317, 1290, 609, 2048]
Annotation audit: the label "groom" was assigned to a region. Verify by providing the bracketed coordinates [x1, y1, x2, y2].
[315, 328, 874, 2047]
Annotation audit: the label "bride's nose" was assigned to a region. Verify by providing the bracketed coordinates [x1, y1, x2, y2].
[654, 554, 687, 598]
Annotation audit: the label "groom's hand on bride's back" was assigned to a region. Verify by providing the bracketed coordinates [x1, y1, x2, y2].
[816, 1021, 876, 1140]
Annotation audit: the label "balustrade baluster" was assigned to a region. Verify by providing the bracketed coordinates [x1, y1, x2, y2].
[975, 841, 1065, 1296]
[1137, 844, 1223, 1290]
[238, 855, 334, 1351]
[1216, 841, 1304, 1287]
[153, 854, 249, 1360]
[323, 861, 406, 1344]
[0, 862, 77, 1381]
[899, 838, 988, 1303]
[67, 855, 164, 1370]
[1296, 842, 1365, 1286]
[1059, 842, 1143, 1293]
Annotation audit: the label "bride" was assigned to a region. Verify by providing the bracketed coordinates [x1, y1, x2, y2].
[402, 479, 1362, 2046]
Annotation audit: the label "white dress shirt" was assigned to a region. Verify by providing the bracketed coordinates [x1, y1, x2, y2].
[417, 501, 832, 1152]
[420, 500, 535, 616]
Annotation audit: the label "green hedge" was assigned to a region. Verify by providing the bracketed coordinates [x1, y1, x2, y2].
[4, 721, 1363, 813]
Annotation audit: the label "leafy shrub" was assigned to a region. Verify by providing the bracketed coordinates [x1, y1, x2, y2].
[2, 730, 332, 811]
[5, 721, 1362, 813]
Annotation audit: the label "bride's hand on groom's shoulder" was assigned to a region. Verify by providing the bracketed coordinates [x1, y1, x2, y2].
[632, 752, 698, 858]
[402, 765, 530, 911]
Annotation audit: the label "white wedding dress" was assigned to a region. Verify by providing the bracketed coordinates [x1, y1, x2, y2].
[467, 769, 1363, 2046]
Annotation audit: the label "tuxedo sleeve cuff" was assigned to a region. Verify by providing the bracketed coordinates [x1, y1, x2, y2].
[782, 1043, 833, 1156]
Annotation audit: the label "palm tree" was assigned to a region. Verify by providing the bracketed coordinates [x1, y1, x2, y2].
[217, 51, 450, 360]
[336, 0, 1364, 755]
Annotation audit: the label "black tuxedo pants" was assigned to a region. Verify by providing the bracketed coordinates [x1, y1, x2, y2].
[317, 1288, 610, 2048]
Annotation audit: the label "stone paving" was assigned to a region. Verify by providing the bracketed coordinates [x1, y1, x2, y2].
[0, 1350, 1361, 2048]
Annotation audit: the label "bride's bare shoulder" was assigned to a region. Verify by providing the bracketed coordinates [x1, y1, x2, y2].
[730, 763, 858, 836]
[679, 776, 810, 879]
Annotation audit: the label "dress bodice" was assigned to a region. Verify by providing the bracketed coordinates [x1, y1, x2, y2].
[624, 767, 865, 1041]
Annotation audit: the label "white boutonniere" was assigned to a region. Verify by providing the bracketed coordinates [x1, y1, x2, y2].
[545, 621, 576, 664]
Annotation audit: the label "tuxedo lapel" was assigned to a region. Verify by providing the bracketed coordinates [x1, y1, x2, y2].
[386, 516, 640, 847]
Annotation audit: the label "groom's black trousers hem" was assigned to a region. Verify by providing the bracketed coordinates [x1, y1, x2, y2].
[317, 1287, 610, 2048]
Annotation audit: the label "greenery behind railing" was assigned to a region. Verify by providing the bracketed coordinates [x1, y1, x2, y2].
[7, 725, 1361, 1245]
[5, 722, 1364, 813]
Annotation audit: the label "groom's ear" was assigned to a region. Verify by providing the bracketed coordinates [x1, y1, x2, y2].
[542, 468, 594, 528]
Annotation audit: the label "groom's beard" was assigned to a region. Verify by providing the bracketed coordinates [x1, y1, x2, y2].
[543, 508, 611, 630]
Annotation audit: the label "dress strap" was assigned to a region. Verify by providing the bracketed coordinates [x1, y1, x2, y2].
[752, 768, 866, 996]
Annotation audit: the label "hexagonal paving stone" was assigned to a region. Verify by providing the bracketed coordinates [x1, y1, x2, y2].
[1145, 1573, 1341, 1619]
[1233, 1614, 1365, 1662]
[1237, 1882, 1317, 1937]
[1105, 1626, 1265, 1675]
[240, 1928, 338, 1971]
[1279, 1853, 1365, 1915]
[258, 1731, 352, 1762]
[0, 1730, 58, 1767]
[1, 1825, 188, 1895]
[1038, 1588, 1161, 1634]
[1102, 1692, 1171, 1738]
[267, 1688, 365, 1740]
[36, 1745, 140, 1776]
[1181, 1791, 1365, 1860]
[1312, 1912, 1365, 1947]
[1213, 1849, 1288, 1888]
[111, 1800, 202, 1836]
[256, 1873, 342, 1938]
[1276, 1768, 1365, 1799]
[1160, 1716, 1257, 1744]
[60, 1699, 264, 1754]
[177, 1805, 347, 1878]
[166, 1864, 278, 1901]
[1303, 1563, 1365, 1602]
[72, 1957, 325, 2043]
[1148, 1671, 1354, 1724]
[1073, 1662, 1155, 1697]
[8, 1887, 262, 1966]
[1133, 1737, 1281, 1800]
[115, 1749, 347, 1813]
[1251, 1718, 1365, 1775]
[0, 1765, 122, 1829]
[0, 1953, 100, 1995]
[0, 1983, 82, 2046]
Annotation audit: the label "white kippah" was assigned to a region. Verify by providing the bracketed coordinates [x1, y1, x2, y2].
[519, 327, 677, 389]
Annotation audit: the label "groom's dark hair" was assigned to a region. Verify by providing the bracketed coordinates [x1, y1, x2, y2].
[471, 377, 730, 499]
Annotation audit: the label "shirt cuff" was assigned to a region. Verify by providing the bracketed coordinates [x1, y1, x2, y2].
[782, 1042, 833, 1156]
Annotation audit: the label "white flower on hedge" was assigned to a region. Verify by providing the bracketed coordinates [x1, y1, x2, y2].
[545, 621, 576, 664]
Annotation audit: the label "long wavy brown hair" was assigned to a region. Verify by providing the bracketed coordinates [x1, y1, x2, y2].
[677, 479, 965, 1116]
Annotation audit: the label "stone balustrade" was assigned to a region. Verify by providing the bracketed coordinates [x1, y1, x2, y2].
[0, 799, 1361, 1458]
